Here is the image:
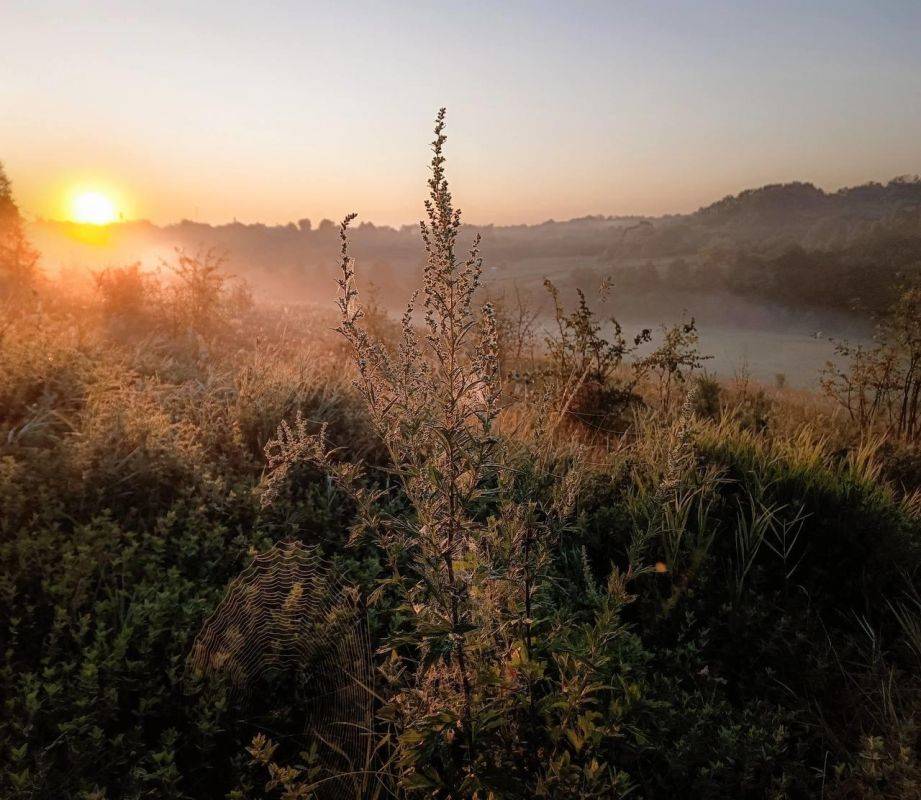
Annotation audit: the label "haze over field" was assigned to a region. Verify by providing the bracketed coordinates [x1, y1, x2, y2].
[5, 2, 919, 387]
[30, 176, 918, 384]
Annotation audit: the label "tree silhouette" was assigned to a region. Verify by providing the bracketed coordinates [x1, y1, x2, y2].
[0, 161, 39, 299]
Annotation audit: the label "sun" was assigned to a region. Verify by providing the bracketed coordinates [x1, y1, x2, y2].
[71, 191, 119, 225]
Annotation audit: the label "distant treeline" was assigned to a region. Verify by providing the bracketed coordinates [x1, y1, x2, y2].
[611, 207, 921, 315]
[29, 176, 921, 314]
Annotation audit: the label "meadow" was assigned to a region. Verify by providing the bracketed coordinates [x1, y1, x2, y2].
[2, 115, 921, 799]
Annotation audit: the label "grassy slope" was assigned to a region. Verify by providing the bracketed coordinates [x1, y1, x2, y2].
[1, 294, 920, 799]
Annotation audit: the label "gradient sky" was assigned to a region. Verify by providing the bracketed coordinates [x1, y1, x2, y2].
[2, 1, 920, 226]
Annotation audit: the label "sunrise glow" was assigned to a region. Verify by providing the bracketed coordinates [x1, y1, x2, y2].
[70, 191, 118, 225]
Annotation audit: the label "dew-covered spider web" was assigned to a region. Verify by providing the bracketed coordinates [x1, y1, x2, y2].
[188, 539, 374, 798]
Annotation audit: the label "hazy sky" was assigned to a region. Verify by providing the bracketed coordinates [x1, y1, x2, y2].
[3, 1, 920, 226]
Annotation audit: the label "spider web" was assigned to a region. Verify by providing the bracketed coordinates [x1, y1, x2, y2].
[188, 539, 374, 798]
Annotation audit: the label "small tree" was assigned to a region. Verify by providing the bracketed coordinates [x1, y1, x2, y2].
[540, 277, 650, 423]
[94, 264, 158, 328]
[485, 283, 539, 377]
[166, 248, 230, 336]
[635, 316, 711, 407]
[821, 341, 899, 432]
[883, 281, 921, 439]
[0, 162, 39, 302]
[822, 280, 921, 440]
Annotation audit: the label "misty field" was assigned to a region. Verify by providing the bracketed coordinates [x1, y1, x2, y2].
[3, 114, 921, 800]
